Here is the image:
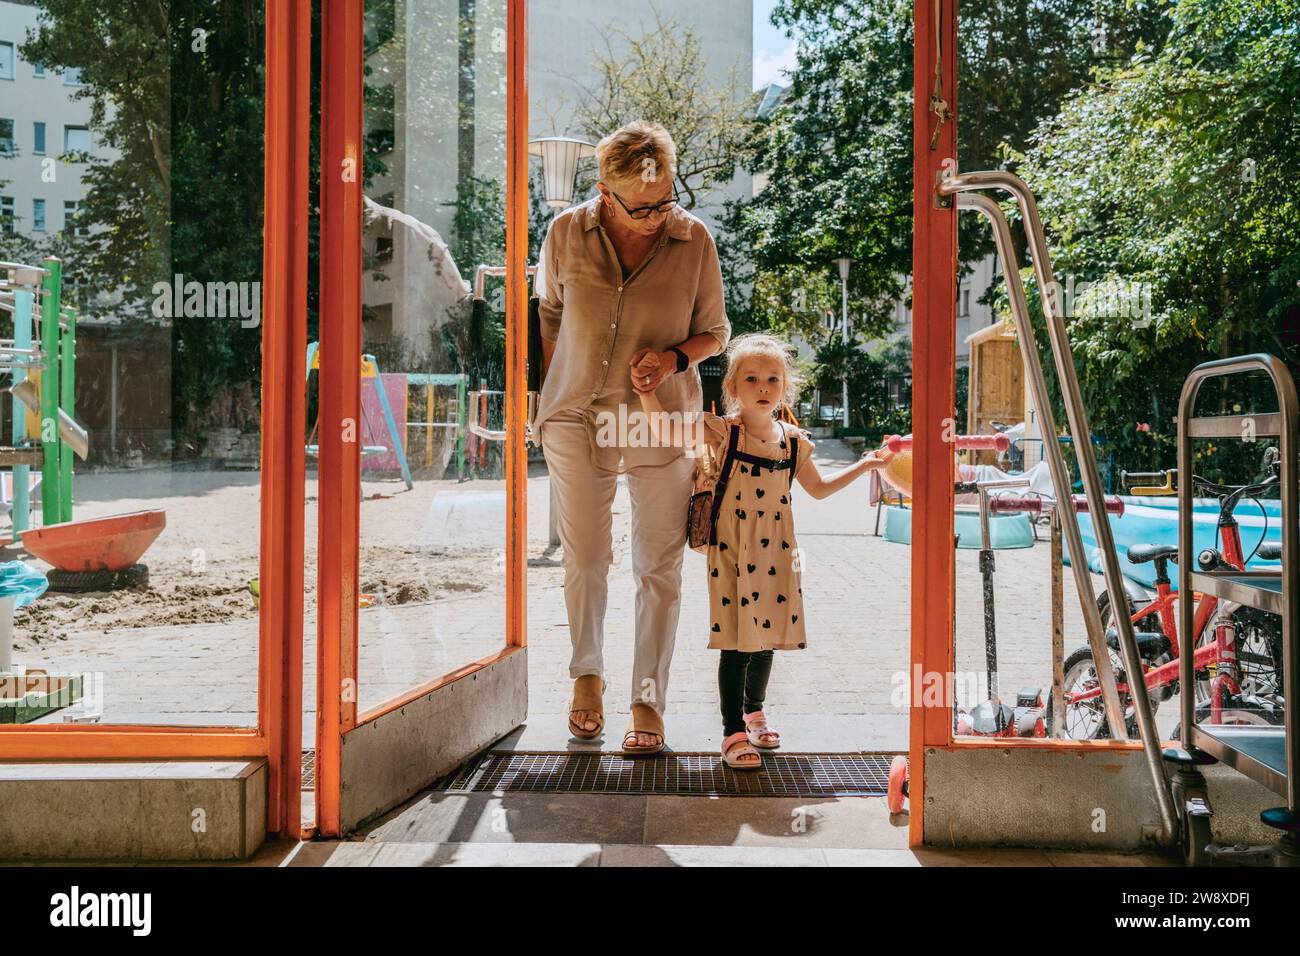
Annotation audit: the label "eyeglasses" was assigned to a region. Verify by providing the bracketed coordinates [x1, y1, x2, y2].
[609, 184, 680, 220]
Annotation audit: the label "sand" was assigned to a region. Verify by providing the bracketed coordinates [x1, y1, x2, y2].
[10, 465, 558, 650]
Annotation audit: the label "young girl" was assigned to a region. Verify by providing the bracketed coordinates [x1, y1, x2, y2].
[636, 333, 889, 769]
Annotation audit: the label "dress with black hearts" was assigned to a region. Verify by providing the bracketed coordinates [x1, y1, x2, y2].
[705, 415, 815, 652]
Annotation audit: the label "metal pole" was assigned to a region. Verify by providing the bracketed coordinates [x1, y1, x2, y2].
[979, 488, 998, 698]
[12, 288, 33, 536]
[59, 308, 76, 522]
[39, 258, 62, 526]
[425, 382, 434, 468]
[456, 373, 466, 481]
[841, 273, 849, 428]
[1051, 508, 1066, 738]
[948, 181, 1176, 843]
[976, 476, 1029, 701]
[109, 343, 118, 454]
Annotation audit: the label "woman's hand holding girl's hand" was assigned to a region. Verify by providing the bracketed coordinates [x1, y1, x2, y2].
[629, 348, 673, 394]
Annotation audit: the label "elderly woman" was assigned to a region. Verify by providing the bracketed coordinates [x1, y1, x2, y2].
[533, 120, 730, 755]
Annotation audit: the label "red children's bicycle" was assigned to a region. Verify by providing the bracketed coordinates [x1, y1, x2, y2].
[1054, 466, 1285, 740]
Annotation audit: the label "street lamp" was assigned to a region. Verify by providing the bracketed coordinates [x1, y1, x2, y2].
[834, 257, 852, 428]
[528, 136, 597, 209]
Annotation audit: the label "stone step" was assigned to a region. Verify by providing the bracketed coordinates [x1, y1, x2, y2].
[0, 760, 266, 862]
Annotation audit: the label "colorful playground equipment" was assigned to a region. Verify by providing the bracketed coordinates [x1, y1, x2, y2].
[306, 341, 414, 490]
[0, 258, 89, 533]
[406, 372, 468, 480]
[23, 512, 166, 580]
[1074, 487, 1282, 587]
[465, 263, 538, 479]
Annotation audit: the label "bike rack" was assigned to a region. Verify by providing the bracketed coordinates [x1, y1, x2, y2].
[940, 176, 1178, 844]
[1177, 355, 1298, 829]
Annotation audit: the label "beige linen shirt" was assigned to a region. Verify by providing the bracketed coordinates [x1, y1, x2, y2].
[534, 195, 731, 472]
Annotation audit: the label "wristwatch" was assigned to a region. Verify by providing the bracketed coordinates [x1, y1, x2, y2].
[669, 347, 689, 373]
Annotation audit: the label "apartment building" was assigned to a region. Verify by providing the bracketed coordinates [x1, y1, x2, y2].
[0, 0, 102, 243]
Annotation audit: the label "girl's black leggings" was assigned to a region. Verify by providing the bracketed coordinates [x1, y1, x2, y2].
[718, 649, 775, 736]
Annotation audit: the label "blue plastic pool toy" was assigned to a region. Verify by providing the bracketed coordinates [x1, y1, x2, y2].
[882, 506, 1034, 550]
[0, 561, 49, 608]
[1072, 495, 1282, 588]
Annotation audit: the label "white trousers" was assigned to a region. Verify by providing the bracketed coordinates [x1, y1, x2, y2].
[540, 411, 694, 715]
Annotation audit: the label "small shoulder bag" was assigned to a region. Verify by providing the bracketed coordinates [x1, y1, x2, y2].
[686, 421, 741, 554]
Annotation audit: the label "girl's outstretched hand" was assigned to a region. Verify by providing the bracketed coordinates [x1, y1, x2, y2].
[861, 447, 893, 469]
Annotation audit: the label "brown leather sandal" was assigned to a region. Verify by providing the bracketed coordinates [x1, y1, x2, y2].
[567, 675, 606, 740]
[621, 701, 666, 757]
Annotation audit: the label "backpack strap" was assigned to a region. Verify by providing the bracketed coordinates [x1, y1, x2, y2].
[786, 426, 800, 489]
[708, 423, 742, 546]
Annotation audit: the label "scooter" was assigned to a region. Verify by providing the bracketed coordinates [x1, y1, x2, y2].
[888, 480, 1049, 814]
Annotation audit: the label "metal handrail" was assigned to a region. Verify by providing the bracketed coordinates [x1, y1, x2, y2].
[954, 193, 1128, 734]
[947, 181, 1178, 844]
[1177, 354, 1298, 814]
[473, 263, 537, 301]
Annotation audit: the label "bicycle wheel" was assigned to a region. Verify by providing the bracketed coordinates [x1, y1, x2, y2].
[1049, 646, 1158, 739]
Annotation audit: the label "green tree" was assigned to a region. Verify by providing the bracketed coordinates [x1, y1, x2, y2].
[22, 0, 267, 452]
[729, 0, 914, 345]
[725, 0, 1166, 368]
[572, 8, 756, 209]
[1013, 0, 1300, 474]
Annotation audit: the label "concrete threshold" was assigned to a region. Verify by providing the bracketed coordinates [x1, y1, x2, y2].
[0, 759, 267, 862]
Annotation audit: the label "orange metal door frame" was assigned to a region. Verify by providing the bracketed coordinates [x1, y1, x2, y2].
[909, 0, 959, 850]
[313, 0, 530, 838]
[258, 0, 311, 838]
[909, 0, 1145, 849]
[315, 0, 364, 838]
[0, 1, 308, 840]
[505, 0, 529, 653]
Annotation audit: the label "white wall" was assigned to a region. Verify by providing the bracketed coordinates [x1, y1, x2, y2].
[859, 252, 1001, 368]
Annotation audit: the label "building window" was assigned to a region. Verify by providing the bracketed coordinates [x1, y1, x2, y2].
[63, 199, 87, 236]
[33, 198, 46, 232]
[1, 196, 14, 235]
[33, 61, 45, 77]
[33, 121, 45, 154]
[0, 118, 13, 155]
[63, 125, 90, 155]
[0, 42, 14, 80]
[62, 66, 83, 85]
[959, 285, 971, 318]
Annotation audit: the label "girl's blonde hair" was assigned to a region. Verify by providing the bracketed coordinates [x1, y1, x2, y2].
[595, 121, 677, 191]
[721, 332, 801, 418]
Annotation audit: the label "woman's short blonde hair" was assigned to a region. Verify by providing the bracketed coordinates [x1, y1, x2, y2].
[721, 332, 801, 418]
[595, 121, 677, 191]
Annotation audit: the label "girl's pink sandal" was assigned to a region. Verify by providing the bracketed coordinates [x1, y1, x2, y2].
[743, 710, 781, 750]
[721, 731, 762, 770]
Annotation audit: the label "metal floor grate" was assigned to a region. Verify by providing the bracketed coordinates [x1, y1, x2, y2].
[440, 752, 895, 797]
[301, 749, 315, 790]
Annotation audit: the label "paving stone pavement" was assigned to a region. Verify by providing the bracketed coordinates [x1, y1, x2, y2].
[524, 436, 1092, 729]
[24, 438, 1175, 741]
